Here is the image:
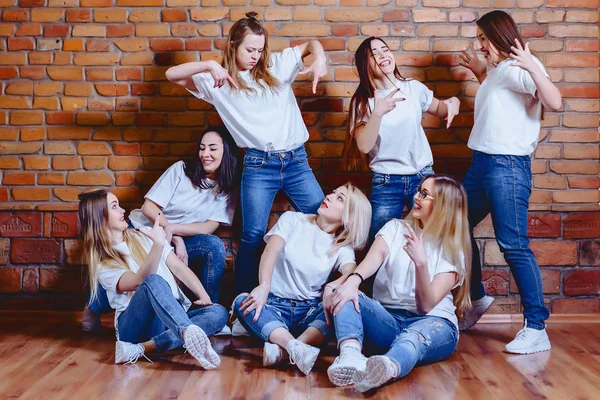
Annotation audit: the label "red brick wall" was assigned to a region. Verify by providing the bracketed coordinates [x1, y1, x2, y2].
[0, 0, 598, 312]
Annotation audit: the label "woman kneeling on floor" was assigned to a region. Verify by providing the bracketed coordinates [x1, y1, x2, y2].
[233, 182, 371, 375]
[325, 174, 471, 392]
[79, 189, 228, 368]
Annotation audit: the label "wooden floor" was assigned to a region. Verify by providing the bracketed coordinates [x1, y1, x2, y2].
[1, 312, 599, 400]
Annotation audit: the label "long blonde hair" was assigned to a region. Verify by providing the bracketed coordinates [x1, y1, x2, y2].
[404, 175, 472, 316]
[78, 189, 148, 302]
[223, 12, 280, 93]
[327, 182, 372, 253]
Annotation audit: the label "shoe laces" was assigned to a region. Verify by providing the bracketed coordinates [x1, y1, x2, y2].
[287, 341, 302, 366]
[125, 344, 153, 365]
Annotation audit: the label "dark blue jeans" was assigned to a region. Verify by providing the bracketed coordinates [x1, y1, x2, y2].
[369, 166, 434, 240]
[233, 293, 329, 341]
[334, 293, 458, 379]
[117, 274, 228, 352]
[88, 233, 226, 313]
[235, 145, 324, 295]
[463, 151, 549, 329]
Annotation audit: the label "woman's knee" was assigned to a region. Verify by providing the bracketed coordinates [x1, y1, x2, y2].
[141, 273, 169, 289]
[232, 293, 249, 316]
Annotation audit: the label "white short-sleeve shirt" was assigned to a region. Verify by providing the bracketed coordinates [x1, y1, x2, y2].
[188, 47, 308, 152]
[265, 211, 356, 300]
[373, 219, 464, 329]
[97, 229, 192, 334]
[365, 79, 434, 175]
[128, 161, 235, 229]
[468, 56, 549, 156]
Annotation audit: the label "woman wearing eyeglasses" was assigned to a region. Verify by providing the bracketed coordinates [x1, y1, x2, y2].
[343, 37, 460, 239]
[322, 174, 471, 392]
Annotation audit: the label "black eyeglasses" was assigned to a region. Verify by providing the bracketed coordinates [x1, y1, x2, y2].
[416, 188, 434, 201]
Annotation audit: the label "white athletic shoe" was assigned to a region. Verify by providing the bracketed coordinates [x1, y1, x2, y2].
[459, 295, 495, 331]
[286, 339, 320, 375]
[352, 356, 397, 393]
[231, 319, 250, 337]
[327, 350, 368, 387]
[215, 325, 232, 336]
[115, 341, 152, 364]
[505, 321, 551, 354]
[183, 325, 221, 370]
[263, 342, 287, 367]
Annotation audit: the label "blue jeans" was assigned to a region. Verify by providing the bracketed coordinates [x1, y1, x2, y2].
[233, 294, 329, 342]
[463, 151, 549, 330]
[369, 166, 434, 240]
[88, 233, 226, 314]
[334, 293, 458, 379]
[117, 274, 228, 352]
[235, 145, 324, 295]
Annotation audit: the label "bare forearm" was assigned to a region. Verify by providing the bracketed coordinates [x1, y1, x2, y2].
[141, 201, 168, 227]
[167, 253, 209, 299]
[414, 264, 438, 313]
[530, 70, 563, 111]
[165, 61, 216, 82]
[355, 117, 382, 154]
[168, 221, 220, 237]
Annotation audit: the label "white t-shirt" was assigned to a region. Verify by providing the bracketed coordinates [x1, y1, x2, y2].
[128, 161, 235, 229]
[97, 229, 192, 333]
[468, 57, 549, 156]
[373, 219, 464, 329]
[265, 211, 356, 300]
[188, 47, 308, 152]
[364, 79, 434, 175]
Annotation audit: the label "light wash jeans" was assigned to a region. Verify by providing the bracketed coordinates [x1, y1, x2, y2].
[233, 293, 329, 342]
[234, 145, 324, 295]
[334, 293, 458, 379]
[117, 274, 228, 352]
[463, 151, 549, 329]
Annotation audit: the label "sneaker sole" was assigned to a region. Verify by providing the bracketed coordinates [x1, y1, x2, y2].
[185, 327, 221, 370]
[328, 364, 358, 387]
[353, 357, 394, 393]
[459, 297, 495, 331]
[505, 340, 551, 355]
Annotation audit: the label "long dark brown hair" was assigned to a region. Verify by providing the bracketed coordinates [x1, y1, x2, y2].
[184, 125, 241, 195]
[476, 10, 524, 57]
[223, 12, 280, 93]
[343, 37, 407, 171]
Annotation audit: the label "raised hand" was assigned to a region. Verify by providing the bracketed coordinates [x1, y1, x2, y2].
[403, 223, 427, 269]
[209, 61, 239, 89]
[240, 283, 270, 322]
[137, 213, 166, 247]
[373, 88, 406, 118]
[459, 42, 487, 78]
[509, 39, 540, 74]
[298, 57, 327, 94]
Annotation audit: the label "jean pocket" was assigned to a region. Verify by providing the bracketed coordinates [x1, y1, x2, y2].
[372, 174, 388, 188]
[244, 155, 266, 168]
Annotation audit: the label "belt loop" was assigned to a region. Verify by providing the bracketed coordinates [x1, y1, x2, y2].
[266, 150, 271, 161]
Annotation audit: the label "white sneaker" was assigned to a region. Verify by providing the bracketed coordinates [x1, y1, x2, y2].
[263, 342, 287, 367]
[115, 341, 152, 364]
[505, 322, 551, 354]
[82, 305, 101, 333]
[183, 325, 221, 370]
[352, 355, 397, 393]
[231, 319, 250, 337]
[215, 325, 232, 336]
[286, 339, 320, 375]
[459, 295, 494, 331]
[327, 350, 368, 387]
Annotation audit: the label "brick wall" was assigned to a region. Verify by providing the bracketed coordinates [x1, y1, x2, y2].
[0, 0, 598, 312]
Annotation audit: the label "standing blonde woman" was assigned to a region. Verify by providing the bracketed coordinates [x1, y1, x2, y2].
[324, 175, 471, 392]
[79, 189, 227, 368]
[166, 14, 328, 335]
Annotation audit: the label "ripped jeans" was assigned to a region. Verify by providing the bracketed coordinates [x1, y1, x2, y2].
[233, 293, 329, 342]
[334, 293, 458, 379]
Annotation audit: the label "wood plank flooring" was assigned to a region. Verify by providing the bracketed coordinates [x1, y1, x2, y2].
[0, 311, 599, 400]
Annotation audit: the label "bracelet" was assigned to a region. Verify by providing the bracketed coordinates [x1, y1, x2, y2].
[348, 272, 364, 285]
